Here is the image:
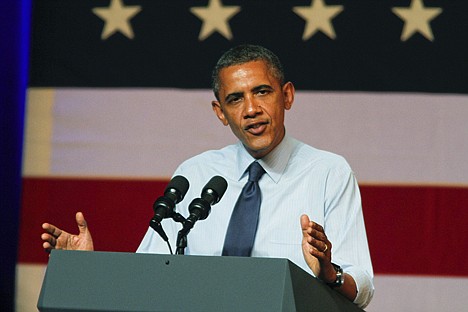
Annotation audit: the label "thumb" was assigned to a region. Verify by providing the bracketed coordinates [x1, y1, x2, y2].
[75, 212, 88, 234]
[301, 214, 311, 235]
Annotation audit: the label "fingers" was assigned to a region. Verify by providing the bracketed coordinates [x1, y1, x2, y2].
[41, 233, 55, 245]
[42, 240, 54, 251]
[75, 212, 88, 234]
[300, 214, 331, 255]
[41, 221, 65, 252]
[300, 214, 311, 232]
[42, 222, 62, 239]
[41, 212, 93, 253]
[307, 237, 329, 255]
[41, 232, 57, 252]
[305, 234, 329, 253]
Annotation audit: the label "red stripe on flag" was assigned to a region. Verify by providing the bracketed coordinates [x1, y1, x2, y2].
[362, 185, 468, 277]
[19, 177, 168, 263]
[19, 178, 468, 277]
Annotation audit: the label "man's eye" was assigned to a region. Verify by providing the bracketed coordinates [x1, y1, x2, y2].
[257, 89, 269, 95]
[228, 97, 241, 103]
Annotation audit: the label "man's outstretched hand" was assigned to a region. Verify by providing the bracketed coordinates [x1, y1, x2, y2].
[301, 214, 358, 302]
[300, 214, 335, 283]
[41, 212, 94, 252]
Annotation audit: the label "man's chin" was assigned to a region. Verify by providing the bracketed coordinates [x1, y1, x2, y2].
[243, 142, 272, 159]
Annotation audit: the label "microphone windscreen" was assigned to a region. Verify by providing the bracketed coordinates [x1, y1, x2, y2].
[166, 175, 189, 196]
[203, 176, 228, 200]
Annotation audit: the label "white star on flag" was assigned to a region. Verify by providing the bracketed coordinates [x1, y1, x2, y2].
[293, 0, 343, 40]
[190, 0, 241, 41]
[92, 0, 142, 40]
[392, 0, 442, 42]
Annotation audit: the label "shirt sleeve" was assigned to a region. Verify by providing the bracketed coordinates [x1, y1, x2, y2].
[323, 164, 374, 308]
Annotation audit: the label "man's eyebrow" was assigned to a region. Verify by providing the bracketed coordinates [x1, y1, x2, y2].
[223, 85, 274, 102]
[252, 84, 274, 93]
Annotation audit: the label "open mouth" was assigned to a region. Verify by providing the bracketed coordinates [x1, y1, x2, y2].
[245, 121, 268, 134]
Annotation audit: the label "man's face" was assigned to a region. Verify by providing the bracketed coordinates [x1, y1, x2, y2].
[212, 60, 295, 159]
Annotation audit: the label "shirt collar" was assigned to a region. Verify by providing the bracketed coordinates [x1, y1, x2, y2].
[235, 135, 296, 183]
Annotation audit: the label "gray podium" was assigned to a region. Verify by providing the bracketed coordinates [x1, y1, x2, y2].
[38, 250, 362, 312]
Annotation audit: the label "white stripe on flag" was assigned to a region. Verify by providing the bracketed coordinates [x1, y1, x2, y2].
[24, 88, 468, 185]
[367, 275, 468, 311]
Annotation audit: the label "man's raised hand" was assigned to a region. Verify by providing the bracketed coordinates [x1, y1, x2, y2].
[41, 212, 94, 252]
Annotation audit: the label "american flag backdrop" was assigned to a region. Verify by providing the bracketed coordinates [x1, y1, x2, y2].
[17, 0, 468, 311]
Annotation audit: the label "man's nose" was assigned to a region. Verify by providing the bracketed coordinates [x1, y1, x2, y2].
[244, 96, 261, 117]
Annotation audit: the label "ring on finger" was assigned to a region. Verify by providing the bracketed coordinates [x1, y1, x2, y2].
[322, 244, 328, 253]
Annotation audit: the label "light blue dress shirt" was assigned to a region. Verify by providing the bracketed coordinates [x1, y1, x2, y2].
[137, 135, 374, 308]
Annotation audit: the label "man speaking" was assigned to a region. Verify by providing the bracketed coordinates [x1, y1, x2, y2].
[42, 44, 374, 308]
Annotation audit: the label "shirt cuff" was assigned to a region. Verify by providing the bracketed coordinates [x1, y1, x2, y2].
[345, 267, 374, 309]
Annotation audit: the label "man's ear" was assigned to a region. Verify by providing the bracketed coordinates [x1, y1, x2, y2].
[212, 101, 229, 126]
[282, 82, 295, 111]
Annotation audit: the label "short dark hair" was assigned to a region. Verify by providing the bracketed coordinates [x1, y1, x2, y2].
[211, 44, 285, 101]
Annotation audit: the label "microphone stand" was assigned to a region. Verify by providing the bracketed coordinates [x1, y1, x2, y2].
[171, 212, 186, 224]
[175, 230, 187, 255]
[175, 220, 194, 255]
[173, 213, 189, 255]
[150, 212, 187, 255]
[175, 197, 214, 255]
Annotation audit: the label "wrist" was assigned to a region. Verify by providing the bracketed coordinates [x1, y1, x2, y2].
[326, 263, 344, 288]
[320, 262, 337, 283]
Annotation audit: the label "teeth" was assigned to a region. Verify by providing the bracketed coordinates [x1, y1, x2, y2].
[246, 122, 266, 130]
[249, 123, 262, 129]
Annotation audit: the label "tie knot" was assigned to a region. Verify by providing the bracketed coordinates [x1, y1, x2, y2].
[248, 162, 265, 182]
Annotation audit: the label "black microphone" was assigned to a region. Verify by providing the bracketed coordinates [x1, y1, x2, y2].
[150, 176, 189, 243]
[184, 176, 228, 230]
[152, 175, 190, 222]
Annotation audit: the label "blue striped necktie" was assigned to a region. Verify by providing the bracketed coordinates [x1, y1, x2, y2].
[222, 161, 266, 256]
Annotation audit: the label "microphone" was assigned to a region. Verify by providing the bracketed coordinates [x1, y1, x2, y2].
[152, 175, 189, 223]
[150, 176, 189, 242]
[184, 176, 228, 230]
